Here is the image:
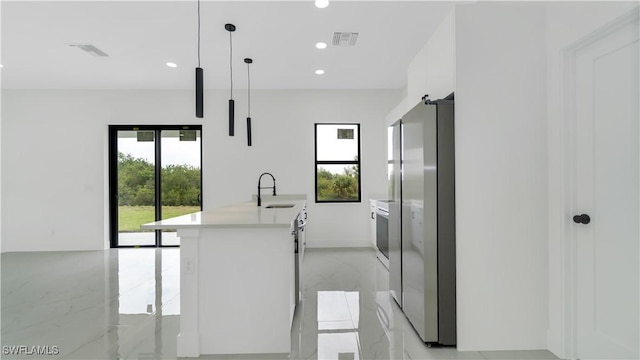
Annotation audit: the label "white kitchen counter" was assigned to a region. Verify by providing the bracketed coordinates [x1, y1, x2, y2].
[142, 198, 306, 357]
[141, 199, 306, 230]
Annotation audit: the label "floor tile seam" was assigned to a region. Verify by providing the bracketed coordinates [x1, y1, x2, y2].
[342, 291, 361, 330]
[114, 277, 162, 302]
[352, 331, 365, 359]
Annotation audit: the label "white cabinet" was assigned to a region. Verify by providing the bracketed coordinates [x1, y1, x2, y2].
[176, 227, 296, 356]
[142, 199, 307, 357]
[369, 200, 377, 248]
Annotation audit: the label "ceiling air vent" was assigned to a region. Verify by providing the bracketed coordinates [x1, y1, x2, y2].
[69, 44, 109, 57]
[332, 32, 359, 47]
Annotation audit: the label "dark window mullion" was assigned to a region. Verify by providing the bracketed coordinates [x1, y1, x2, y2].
[155, 129, 162, 247]
[109, 127, 118, 248]
[316, 161, 359, 165]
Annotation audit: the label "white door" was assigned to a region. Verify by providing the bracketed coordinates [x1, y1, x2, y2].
[574, 17, 639, 359]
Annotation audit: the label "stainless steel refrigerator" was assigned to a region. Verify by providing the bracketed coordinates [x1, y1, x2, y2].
[388, 97, 456, 346]
[388, 119, 403, 308]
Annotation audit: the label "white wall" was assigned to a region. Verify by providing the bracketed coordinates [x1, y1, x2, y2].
[1, 3, 3, 252]
[545, 2, 640, 358]
[455, 2, 548, 351]
[406, 10, 456, 110]
[385, 2, 548, 351]
[1, 89, 400, 252]
[385, 7, 455, 181]
[387, 9, 455, 126]
[384, 1, 639, 355]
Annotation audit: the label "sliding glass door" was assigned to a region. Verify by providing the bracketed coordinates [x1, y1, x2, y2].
[109, 126, 202, 247]
[115, 129, 157, 246]
[159, 129, 201, 246]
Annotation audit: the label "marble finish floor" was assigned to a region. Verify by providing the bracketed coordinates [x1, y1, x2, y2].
[1, 248, 559, 360]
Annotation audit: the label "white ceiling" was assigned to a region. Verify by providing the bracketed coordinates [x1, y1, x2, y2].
[0, 1, 454, 90]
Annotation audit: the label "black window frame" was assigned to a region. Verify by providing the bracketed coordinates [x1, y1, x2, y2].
[108, 124, 203, 248]
[314, 123, 362, 203]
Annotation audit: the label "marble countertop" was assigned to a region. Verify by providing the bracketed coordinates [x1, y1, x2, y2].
[141, 199, 306, 230]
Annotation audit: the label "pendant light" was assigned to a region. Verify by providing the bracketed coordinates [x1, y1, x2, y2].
[225, 23, 236, 136]
[195, 0, 203, 118]
[244, 58, 253, 146]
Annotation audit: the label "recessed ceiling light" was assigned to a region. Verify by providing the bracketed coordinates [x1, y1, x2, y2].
[315, 42, 327, 49]
[315, 69, 325, 75]
[0, 64, 3, 68]
[315, 0, 329, 9]
[166, 62, 178, 68]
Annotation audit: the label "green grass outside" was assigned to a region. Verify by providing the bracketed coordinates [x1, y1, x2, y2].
[119, 205, 201, 232]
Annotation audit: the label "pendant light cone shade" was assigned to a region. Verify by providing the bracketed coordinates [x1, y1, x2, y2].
[195, 67, 203, 118]
[228, 105, 235, 135]
[226, 23, 236, 136]
[247, 117, 252, 146]
[245, 57, 253, 147]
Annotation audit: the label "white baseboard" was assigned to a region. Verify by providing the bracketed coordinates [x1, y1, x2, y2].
[306, 239, 375, 249]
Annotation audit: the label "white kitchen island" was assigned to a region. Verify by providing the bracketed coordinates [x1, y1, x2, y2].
[142, 198, 306, 357]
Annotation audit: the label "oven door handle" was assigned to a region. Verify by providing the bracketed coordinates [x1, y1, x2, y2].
[376, 210, 389, 218]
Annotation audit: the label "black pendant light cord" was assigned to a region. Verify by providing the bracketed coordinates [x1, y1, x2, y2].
[195, 0, 203, 118]
[229, 31, 233, 99]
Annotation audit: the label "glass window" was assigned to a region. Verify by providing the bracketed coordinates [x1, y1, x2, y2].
[315, 124, 361, 202]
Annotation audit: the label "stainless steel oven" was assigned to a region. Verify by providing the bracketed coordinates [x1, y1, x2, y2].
[294, 207, 306, 305]
[376, 200, 390, 269]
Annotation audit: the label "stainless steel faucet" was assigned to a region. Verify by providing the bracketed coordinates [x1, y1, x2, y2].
[257, 172, 277, 206]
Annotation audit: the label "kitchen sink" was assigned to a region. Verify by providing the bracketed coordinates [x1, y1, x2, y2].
[265, 204, 295, 209]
